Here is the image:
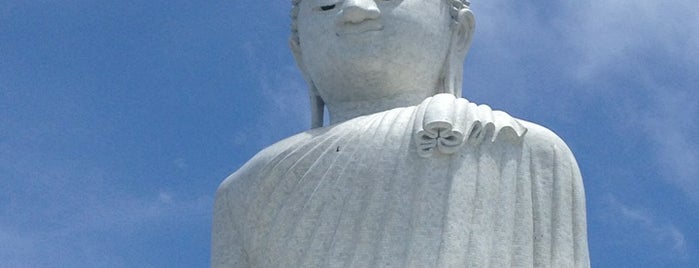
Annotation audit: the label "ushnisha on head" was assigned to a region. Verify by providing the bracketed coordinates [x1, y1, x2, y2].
[290, 0, 475, 128]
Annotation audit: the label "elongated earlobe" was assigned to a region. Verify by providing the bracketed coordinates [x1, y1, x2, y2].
[309, 91, 324, 128]
[442, 9, 475, 98]
[290, 38, 325, 128]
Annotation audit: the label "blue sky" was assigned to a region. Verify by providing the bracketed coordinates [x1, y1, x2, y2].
[1, 0, 697, 267]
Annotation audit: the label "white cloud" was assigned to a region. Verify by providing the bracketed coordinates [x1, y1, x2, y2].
[0, 227, 38, 268]
[0, 144, 212, 267]
[466, 1, 548, 105]
[0, 225, 132, 267]
[605, 195, 689, 257]
[562, 0, 699, 81]
[257, 63, 309, 129]
[158, 191, 174, 204]
[553, 0, 699, 203]
[0, 190, 212, 267]
[642, 90, 699, 202]
[231, 131, 247, 147]
[173, 157, 188, 170]
[240, 38, 310, 147]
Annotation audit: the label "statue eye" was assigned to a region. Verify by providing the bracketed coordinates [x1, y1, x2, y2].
[320, 4, 336, 11]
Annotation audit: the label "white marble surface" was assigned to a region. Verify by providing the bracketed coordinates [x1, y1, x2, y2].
[289, 0, 474, 127]
[213, 0, 589, 267]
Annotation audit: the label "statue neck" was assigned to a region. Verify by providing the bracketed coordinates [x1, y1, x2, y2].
[327, 92, 432, 124]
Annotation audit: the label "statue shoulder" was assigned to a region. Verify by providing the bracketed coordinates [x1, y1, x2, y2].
[217, 130, 315, 195]
[516, 119, 578, 161]
[212, 131, 319, 267]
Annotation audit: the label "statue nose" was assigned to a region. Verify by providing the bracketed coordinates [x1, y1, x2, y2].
[340, 0, 380, 24]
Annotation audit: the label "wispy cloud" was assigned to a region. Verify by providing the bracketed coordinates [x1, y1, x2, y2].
[256, 63, 309, 130]
[0, 143, 212, 267]
[562, 0, 699, 81]
[1, 188, 212, 267]
[240, 38, 310, 147]
[641, 89, 699, 202]
[605, 195, 689, 258]
[555, 0, 699, 203]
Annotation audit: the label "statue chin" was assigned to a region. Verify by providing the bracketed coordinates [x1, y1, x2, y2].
[311, 70, 435, 106]
[306, 48, 448, 109]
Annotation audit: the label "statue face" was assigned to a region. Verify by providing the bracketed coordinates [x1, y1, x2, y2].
[296, 0, 453, 105]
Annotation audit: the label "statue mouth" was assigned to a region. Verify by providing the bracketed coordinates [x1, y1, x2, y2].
[336, 21, 384, 36]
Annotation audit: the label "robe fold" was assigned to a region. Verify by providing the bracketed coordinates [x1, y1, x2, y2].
[212, 98, 589, 267]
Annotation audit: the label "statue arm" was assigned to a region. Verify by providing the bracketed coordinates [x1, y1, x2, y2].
[522, 121, 590, 267]
[211, 174, 249, 268]
[558, 138, 589, 268]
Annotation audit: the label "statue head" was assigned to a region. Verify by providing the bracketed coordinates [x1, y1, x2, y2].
[290, 0, 475, 128]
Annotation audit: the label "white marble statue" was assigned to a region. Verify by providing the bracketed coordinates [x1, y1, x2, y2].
[212, 0, 590, 267]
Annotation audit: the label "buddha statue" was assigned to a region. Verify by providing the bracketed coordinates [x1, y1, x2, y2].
[212, 0, 590, 267]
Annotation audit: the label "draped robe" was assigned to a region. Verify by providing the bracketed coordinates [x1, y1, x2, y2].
[212, 95, 590, 267]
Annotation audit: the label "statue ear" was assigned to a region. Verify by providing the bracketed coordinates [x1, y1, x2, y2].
[453, 9, 475, 58]
[290, 38, 325, 128]
[443, 9, 475, 98]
